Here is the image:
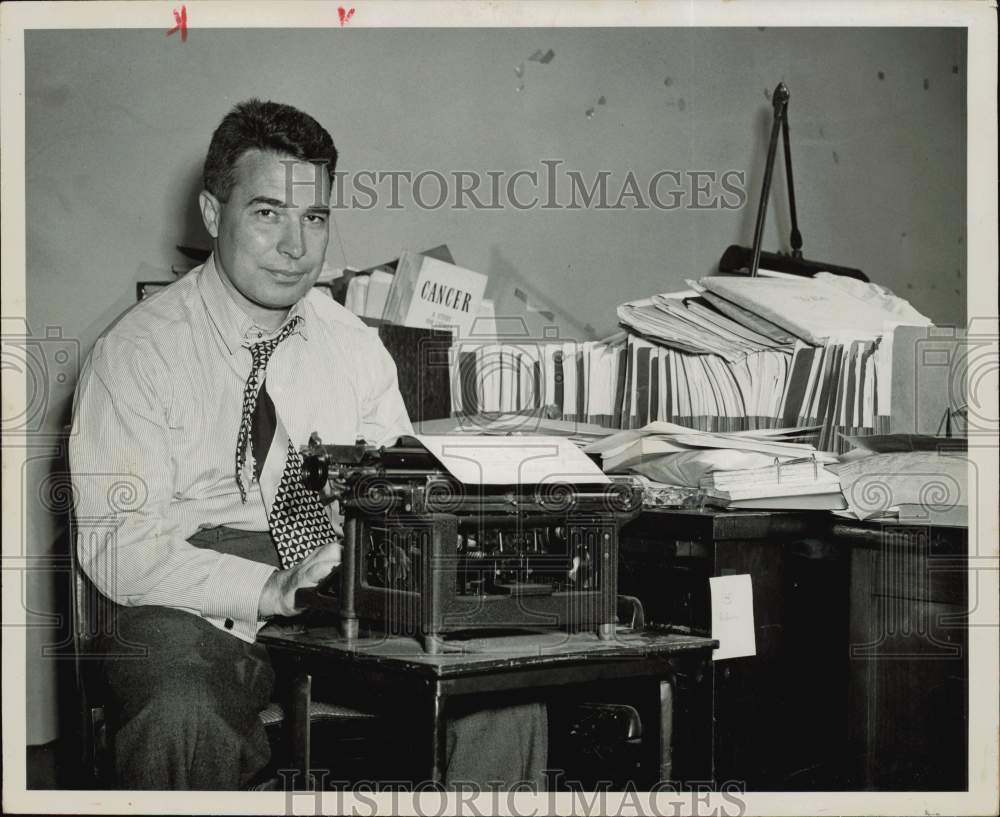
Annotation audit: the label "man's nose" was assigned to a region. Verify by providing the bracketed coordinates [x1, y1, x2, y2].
[277, 220, 306, 259]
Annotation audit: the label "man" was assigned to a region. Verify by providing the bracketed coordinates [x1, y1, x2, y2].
[69, 99, 411, 789]
[70, 99, 545, 790]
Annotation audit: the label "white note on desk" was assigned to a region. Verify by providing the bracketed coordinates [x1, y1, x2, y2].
[710, 574, 756, 661]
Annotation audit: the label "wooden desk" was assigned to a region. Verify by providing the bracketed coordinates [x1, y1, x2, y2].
[259, 625, 717, 788]
[619, 509, 969, 791]
[835, 520, 968, 790]
[621, 509, 845, 789]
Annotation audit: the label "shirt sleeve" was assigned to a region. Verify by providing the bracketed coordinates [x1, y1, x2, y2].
[69, 333, 276, 642]
[358, 332, 414, 447]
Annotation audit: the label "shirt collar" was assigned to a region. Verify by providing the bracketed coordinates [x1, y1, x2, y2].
[198, 254, 310, 354]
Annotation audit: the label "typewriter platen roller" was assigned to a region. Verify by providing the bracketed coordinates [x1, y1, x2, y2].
[296, 434, 642, 652]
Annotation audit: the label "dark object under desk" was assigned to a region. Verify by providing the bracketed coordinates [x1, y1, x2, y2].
[259, 625, 717, 788]
[619, 509, 969, 791]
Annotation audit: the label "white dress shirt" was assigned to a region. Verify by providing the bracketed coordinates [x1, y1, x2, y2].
[69, 256, 413, 642]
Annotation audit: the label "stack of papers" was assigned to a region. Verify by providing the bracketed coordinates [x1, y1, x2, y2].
[583, 423, 844, 509]
[829, 436, 969, 524]
[446, 274, 934, 457]
[603, 274, 933, 453]
[617, 291, 793, 360]
[698, 273, 931, 345]
[586, 422, 825, 471]
[699, 457, 845, 510]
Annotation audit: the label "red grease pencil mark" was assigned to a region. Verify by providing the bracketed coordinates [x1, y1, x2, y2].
[338, 7, 355, 25]
[167, 5, 188, 41]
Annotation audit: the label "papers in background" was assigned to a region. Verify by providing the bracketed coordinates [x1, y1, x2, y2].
[699, 275, 932, 345]
[829, 450, 969, 522]
[413, 434, 609, 486]
[345, 274, 368, 314]
[617, 292, 794, 359]
[453, 336, 794, 435]
[701, 459, 841, 501]
[606, 276, 931, 453]
[444, 273, 936, 459]
[585, 423, 828, 474]
[363, 269, 394, 319]
[840, 432, 968, 454]
[582, 422, 846, 510]
[777, 338, 888, 453]
[710, 575, 756, 661]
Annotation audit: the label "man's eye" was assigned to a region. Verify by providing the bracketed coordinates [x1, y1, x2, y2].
[305, 214, 328, 225]
[256, 208, 278, 219]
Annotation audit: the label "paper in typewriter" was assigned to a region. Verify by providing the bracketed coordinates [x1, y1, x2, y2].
[413, 434, 610, 486]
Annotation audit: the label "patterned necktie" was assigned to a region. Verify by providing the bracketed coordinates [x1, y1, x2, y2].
[235, 317, 338, 569]
[234, 318, 300, 503]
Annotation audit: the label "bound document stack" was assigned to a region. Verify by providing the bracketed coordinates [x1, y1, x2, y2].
[699, 456, 846, 510]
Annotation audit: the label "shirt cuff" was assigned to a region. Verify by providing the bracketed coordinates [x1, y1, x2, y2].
[201, 553, 277, 640]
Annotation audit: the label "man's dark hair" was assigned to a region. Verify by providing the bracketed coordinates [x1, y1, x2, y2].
[203, 98, 338, 201]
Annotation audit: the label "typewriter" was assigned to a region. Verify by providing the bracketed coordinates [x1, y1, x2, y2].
[296, 434, 642, 652]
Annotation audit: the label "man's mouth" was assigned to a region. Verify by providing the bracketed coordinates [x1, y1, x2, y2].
[265, 268, 307, 281]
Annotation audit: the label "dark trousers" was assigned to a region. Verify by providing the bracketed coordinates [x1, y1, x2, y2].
[99, 527, 279, 790]
[99, 528, 547, 790]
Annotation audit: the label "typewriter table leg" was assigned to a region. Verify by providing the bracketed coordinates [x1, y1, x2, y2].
[427, 685, 446, 782]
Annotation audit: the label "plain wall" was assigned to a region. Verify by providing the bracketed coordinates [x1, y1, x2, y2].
[23, 27, 966, 743]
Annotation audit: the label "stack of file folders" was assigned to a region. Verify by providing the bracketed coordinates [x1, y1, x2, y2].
[449, 336, 791, 433]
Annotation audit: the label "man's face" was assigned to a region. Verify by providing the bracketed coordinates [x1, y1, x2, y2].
[200, 149, 331, 325]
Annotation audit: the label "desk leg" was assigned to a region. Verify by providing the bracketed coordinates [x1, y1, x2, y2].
[340, 518, 359, 640]
[666, 654, 714, 787]
[659, 679, 674, 783]
[426, 685, 446, 784]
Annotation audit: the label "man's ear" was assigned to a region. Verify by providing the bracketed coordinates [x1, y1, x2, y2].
[199, 190, 222, 239]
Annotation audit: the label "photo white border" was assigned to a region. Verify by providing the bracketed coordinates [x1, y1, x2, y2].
[2, 1, 997, 814]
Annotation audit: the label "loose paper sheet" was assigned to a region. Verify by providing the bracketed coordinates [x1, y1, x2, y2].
[710, 574, 757, 661]
[413, 434, 609, 486]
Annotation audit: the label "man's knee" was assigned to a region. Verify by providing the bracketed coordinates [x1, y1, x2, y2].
[113, 673, 269, 789]
[133, 672, 258, 738]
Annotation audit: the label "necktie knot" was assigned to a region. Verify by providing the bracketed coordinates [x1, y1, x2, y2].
[248, 316, 301, 371]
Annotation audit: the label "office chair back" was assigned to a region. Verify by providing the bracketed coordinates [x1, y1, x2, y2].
[66, 515, 118, 786]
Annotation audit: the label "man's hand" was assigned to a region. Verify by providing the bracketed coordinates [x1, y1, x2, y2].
[257, 541, 342, 619]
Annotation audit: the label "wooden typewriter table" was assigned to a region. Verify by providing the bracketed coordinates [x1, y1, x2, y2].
[260, 625, 717, 787]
